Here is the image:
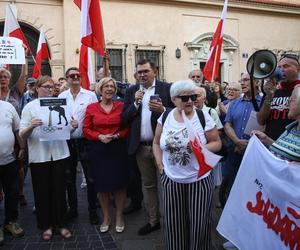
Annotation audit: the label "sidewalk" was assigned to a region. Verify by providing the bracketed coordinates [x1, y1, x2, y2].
[0, 170, 225, 250]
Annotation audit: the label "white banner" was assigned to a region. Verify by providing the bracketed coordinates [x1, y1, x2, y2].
[0, 37, 25, 65]
[217, 136, 300, 250]
[39, 98, 71, 141]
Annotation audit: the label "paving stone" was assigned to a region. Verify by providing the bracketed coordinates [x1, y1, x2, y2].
[51, 242, 64, 249]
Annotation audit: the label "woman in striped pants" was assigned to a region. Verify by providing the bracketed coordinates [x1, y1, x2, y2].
[153, 80, 221, 250]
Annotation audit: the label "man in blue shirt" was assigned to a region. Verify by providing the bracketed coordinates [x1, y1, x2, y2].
[224, 73, 262, 189]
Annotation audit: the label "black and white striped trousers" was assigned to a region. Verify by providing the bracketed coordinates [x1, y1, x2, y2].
[161, 173, 214, 250]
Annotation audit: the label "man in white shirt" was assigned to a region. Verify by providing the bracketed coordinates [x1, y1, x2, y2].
[0, 101, 25, 244]
[59, 67, 99, 225]
[122, 59, 174, 235]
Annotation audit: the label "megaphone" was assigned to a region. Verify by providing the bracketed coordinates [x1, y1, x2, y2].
[246, 50, 277, 79]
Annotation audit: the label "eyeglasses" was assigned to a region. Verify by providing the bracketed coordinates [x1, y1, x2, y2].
[40, 85, 54, 90]
[239, 78, 250, 83]
[227, 88, 239, 92]
[137, 69, 151, 75]
[68, 73, 81, 79]
[191, 75, 201, 78]
[176, 94, 197, 102]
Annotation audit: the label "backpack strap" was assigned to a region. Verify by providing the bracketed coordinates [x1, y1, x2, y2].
[162, 109, 171, 126]
[162, 109, 206, 129]
[196, 109, 206, 129]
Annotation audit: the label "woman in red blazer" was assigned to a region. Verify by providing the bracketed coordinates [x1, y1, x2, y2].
[83, 77, 129, 233]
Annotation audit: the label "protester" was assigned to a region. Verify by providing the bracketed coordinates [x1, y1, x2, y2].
[0, 57, 28, 115]
[257, 54, 300, 140]
[253, 85, 300, 162]
[53, 80, 62, 97]
[0, 100, 25, 245]
[152, 80, 221, 250]
[219, 82, 242, 124]
[19, 75, 71, 240]
[59, 67, 99, 225]
[83, 77, 129, 233]
[122, 59, 174, 235]
[188, 69, 218, 108]
[20, 77, 37, 111]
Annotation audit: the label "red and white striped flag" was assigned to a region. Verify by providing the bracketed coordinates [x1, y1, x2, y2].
[79, 44, 94, 89]
[203, 0, 228, 83]
[74, 0, 105, 56]
[32, 31, 49, 79]
[3, 4, 31, 55]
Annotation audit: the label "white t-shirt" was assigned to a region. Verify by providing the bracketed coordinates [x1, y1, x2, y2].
[158, 109, 215, 183]
[20, 99, 70, 163]
[0, 101, 20, 165]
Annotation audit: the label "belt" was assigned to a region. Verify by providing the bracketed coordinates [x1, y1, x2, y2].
[140, 141, 152, 146]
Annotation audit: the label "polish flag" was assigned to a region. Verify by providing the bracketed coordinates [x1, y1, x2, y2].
[182, 110, 222, 177]
[74, 0, 105, 56]
[203, 0, 228, 83]
[3, 4, 31, 54]
[32, 32, 49, 79]
[79, 44, 94, 89]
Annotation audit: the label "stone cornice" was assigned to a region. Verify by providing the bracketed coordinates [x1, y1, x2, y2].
[112, 0, 300, 15]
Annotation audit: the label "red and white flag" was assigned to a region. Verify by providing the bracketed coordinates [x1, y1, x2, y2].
[32, 31, 49, 79]
[3, 4, 31, 54]
[203, 0, 228, 82]
[79, 44, 94, 89]
[74, 0, 105, 56]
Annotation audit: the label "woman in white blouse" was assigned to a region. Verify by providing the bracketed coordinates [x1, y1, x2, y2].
[153, 80, 221, 250]
[19, 76, 71, 241]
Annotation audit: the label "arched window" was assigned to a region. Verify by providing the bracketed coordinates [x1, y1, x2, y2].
[0, 22, 51, 86]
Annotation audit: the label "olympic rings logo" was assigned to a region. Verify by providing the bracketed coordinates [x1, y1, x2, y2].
[42, 126, 57, 133]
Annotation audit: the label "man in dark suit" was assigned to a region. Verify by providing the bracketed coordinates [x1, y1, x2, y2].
[122, 59, 173, 235]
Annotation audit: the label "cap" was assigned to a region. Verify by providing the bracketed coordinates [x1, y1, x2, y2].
[26, 77, 36, 85]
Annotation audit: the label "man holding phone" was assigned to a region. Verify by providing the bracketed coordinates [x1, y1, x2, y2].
[122, 59, 173, 235]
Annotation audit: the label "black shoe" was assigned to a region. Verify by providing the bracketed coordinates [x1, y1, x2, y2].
[138, 223, 160, 236]
[89, 210, 99, 225]
[66, 210, 78, 220]
[123, 204, 142, 215]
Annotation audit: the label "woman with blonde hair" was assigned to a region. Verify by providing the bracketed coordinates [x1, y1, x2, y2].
[83, 77, 129, 233]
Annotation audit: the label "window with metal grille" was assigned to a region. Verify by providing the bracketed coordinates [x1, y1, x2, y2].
[135, 50, 162, 80]
[96, 49, 123, 81]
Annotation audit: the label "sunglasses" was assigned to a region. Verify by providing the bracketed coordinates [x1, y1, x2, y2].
[68, 73, 81, 79]
[176, 94, 197, 102]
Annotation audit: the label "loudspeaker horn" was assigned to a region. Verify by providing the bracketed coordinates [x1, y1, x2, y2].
[246, 50, 277, 79]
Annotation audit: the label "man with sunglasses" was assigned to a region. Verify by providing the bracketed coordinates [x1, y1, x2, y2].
[257, 55, 300, 140]
[58, 67, 99, 225]
[122, 59, 174, 235]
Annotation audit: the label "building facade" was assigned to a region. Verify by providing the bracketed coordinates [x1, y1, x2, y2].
[1, 0, 300, 83]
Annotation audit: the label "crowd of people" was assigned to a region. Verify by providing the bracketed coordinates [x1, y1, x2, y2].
[0, 54, 299, 249]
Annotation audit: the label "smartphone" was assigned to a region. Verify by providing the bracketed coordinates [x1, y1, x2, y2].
[150, 94, 161, 102]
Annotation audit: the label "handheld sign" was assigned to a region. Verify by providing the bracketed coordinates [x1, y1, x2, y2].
[0, 37, 25, 65]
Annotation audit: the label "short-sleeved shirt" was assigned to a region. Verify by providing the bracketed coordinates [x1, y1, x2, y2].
[158, 109, 215, 183]
[0, 100, 20, 165]
[0, 87, 22, 116]
[225, 95, 262, 140]
[202, 105, 223, 130]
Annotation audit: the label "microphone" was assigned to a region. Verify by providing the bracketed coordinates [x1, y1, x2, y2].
[136, 83, 144, 105]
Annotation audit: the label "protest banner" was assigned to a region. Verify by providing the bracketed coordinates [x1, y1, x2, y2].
[39, 98, 71, 141]
[217, 136, 300, 250]
[0, 36, 25, 65]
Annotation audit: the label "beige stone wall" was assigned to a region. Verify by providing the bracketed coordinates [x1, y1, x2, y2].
[0, 0, 299, 83]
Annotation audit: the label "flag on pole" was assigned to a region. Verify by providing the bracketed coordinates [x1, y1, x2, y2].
[203, 0, 228, 83]
[79, 44, 94, 90]
[74, 0, 105, 56]
[32, 32, 49, 79]
[3, 4, 32, 55]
